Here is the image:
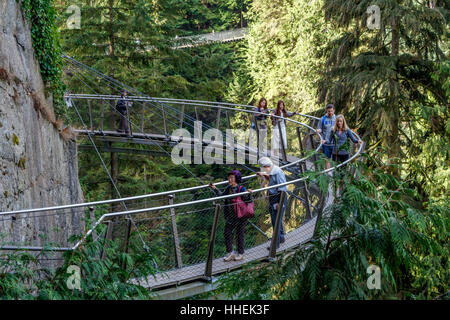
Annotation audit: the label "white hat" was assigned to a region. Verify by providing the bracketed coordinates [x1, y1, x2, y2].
[258, 157, 273, 167]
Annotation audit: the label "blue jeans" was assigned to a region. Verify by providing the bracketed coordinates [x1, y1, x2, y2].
[269, 193, 287, 248]
[322, 145, 333, 159]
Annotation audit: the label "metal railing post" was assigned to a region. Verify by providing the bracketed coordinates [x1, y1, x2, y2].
[88, 206, 98, 241]
[215, 108, 221, 130]
[313, 195, 326, 239]
[194, 106, 199, 121]
[179, 104, 185, 129]
[126, 104, 133, 136]
[278, 122, 287, 162]
[162, 105, 168, 135]
[140, 102, 145, 132]
[268, 191, 286, 259]
[100, 99, 105, 133]
[109, 100, 115, 132]
[226, 110, 231, 129]
[169, 195, 183, 268]
[101, 220, 114, 260]
[88, 100, 93, 132]
[123, 217, 132, 254]
[309, 133, 318, 171]
[204, 203, 221, 279]
[254, 116, 260, 155]
[296, 127, 312, 220]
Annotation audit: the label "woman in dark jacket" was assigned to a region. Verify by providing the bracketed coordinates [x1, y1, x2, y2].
[209, 170, 252, 262]
[251, 98, 270, 152]
[326, 114, 362, 163]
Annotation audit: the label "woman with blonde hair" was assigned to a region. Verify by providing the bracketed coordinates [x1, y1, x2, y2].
[326, 114, 362, 163]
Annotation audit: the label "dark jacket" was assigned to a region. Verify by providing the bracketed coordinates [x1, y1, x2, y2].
[213, 184, 252, 220]
[116, 98, 128, 114]
[329, 129, 359, 155]
[254, 107, 269, 121]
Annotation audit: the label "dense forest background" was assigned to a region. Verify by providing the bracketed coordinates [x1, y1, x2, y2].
[54, 0, 255, 201]
[54, 0, 448, 204]
[1, 0, 447, 300]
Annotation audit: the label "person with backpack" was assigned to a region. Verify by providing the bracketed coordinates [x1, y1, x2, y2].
[329, 115, 362, 163]
[317, 104, 336, 169]
[256, 157, 287, 249]
[209, 170, 253, 262]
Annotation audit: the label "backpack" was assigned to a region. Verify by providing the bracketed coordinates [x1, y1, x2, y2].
[232, 186, 255, 219]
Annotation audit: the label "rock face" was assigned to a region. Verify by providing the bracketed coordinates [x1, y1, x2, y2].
[0, 0, 84, 249]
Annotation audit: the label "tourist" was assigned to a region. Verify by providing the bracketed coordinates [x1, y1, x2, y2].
[252, 98, 270, 155]
[208, 170, 252, 262]
[329, 114, 362, 163]
[271, 100, 298, 159]
[256, 157, 287, 249]
[317, 104, 336, 169]
[116, 90, 132, 135]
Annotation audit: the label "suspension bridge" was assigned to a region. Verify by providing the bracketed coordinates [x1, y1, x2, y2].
[0, 54, 364, 298]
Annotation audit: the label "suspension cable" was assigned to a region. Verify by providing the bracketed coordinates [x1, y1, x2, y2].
[71, 98, 149, 251]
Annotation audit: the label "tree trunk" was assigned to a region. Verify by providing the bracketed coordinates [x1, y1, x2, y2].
[108, 0, 119, 210]
[387, 16, 400, 177]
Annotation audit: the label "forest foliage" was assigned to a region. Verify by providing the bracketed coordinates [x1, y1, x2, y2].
[217, 162, 449, 300]
[3, 0, 448, 300]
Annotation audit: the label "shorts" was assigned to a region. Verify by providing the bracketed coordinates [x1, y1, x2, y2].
[322, 145, 333, 159]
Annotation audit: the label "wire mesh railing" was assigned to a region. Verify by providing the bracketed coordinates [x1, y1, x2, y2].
[1, 55, 365, 288]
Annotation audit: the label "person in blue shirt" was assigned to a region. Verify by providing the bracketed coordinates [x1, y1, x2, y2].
[256, 157, 287, 248]
[317, 104, 336, 169]
[209, 170, 252, 262]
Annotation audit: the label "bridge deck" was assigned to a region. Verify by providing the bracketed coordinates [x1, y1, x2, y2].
[75, 130, 302, 164]
[133, 216, 317, 290]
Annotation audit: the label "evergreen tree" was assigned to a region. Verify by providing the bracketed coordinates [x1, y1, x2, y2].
[218, 161, 449, 299]
[227, 0, 334, 112]
[318, 0, 448, 176]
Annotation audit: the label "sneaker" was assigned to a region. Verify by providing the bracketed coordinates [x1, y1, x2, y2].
[234, 254, 244, 261]
[223, 252, 235, 262]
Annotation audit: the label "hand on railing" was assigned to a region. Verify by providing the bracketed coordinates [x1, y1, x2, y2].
[208, 183, 217, 190]
[256, 171, 270, 180]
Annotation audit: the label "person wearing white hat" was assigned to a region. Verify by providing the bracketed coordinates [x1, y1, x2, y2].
[257, 157, 287, 248]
